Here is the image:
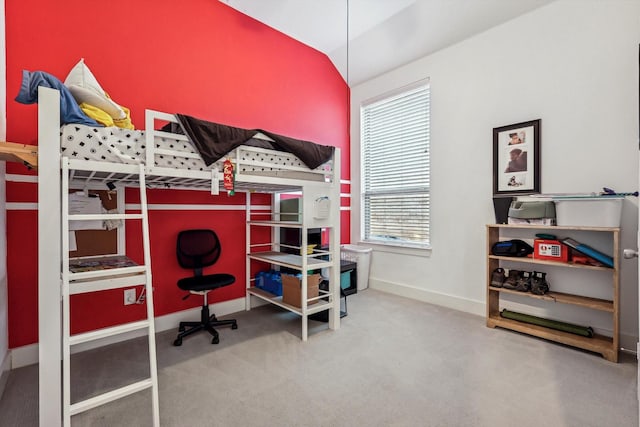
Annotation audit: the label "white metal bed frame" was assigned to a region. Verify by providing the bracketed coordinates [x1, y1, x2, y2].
[36, 86, 342, 426]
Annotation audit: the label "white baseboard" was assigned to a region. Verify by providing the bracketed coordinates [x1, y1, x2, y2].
[369, 278, 639, 353]
[11, 344, 37, 369]
[10, 297, 247, 369]
[369, 277, 486, 316]
[0, 350, 10, 400]
[618, 332, 638, 354]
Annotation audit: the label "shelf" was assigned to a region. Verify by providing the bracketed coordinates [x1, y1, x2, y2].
[488, 224, 619, 232]
[249, 220, 303, 228]
[488, 255, 613, 271]
[248, 251, 333, 270]
[249, 220, 336, 229]
[248, 287, 334, 316]
[488, 287, 613, 312]
[487, 315, 616, 362]
[66, 255, 147, 293]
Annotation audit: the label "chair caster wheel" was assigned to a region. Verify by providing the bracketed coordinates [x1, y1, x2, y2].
[211, 336, 219, 344]
[173, 338, 182, 346]
[232, 324, 238, 330]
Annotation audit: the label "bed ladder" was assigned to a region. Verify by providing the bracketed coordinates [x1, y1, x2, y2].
[60, 157, 160, 427]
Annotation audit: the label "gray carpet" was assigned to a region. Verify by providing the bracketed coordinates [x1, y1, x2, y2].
[0, 289, 637, 427]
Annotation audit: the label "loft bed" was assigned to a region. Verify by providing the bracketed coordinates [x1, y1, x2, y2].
[34, 86, 342, 426]
[58, 110, 335, 193]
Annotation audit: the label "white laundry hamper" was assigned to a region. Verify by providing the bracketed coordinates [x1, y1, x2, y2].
[341, 245, 372, 291]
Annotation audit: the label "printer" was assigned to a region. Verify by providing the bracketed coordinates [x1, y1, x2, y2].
[507, 200, 556, 225]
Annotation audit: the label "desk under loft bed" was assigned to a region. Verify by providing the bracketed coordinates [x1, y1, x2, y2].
[0, 141, 38, 170]
[34, 86, 341, 427]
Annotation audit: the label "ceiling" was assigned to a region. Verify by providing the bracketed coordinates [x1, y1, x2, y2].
[219, 0, 556, 86]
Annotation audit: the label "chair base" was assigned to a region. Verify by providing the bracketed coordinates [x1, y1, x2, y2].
[173, 303, 237, 346]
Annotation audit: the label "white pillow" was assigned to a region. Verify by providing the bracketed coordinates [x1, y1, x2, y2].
[64, 59, 126, 120]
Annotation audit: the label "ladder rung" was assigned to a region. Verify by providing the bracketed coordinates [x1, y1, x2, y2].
[69, 378, 153, 416]
[69, 213, 143, 221]
[69, 320, 150, 346]
[69, 273, 147, 295]
[70, 266, 147, 281]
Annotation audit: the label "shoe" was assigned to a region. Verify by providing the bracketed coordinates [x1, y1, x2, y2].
[490, 267, 506, 288]
[530, 271, 549, 295]
[514, 271, 532, 292]
[502, 269, 521, 290]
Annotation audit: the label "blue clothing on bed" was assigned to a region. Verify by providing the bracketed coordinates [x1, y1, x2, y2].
[15, 70, 100, 127]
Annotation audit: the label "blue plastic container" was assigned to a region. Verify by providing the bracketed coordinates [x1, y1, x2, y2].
[255, 270, 283, 296]
[340, 271, 352, 290]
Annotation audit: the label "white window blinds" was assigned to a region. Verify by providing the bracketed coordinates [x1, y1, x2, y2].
[361, 81, 430, 247]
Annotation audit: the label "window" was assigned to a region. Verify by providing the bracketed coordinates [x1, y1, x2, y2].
[361, 80, 430, 248]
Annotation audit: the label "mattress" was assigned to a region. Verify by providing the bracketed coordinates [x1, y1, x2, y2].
[62, 124, 207, 169]
[60, 124, 330, 175]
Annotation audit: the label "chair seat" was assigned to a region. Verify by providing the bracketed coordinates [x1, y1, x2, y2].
[177, 273, 235, 292]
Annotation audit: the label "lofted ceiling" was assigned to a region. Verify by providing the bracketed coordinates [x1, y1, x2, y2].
[219, 0, 556, 86]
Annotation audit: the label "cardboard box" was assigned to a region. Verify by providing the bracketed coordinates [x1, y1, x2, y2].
[282, 273, 321, 308]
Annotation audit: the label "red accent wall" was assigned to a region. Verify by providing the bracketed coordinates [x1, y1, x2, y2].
[5, 0, 350, 348]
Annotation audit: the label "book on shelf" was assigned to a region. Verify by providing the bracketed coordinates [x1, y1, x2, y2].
[69, 255, 138, 272]
[560, 238, 614, 268]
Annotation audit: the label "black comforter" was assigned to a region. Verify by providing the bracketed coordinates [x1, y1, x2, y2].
[168, 114, 334, 170]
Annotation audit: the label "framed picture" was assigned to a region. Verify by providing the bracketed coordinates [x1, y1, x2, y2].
[493, 119, 540, 195]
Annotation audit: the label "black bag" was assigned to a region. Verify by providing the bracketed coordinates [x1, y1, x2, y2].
[491, 239, 533, 257]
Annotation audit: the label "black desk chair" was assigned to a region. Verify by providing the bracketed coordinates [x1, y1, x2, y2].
[173, 229, 238, 346]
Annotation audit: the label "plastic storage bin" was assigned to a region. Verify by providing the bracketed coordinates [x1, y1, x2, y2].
[341, 244, 372, 291]
[554, 197, 623, 227]
[255, 270, 283, 296]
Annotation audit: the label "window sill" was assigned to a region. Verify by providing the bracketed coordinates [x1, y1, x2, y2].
[358, 240, 431, 258]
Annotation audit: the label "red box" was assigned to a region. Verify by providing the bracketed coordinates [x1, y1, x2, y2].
[533, 239, 569, 262]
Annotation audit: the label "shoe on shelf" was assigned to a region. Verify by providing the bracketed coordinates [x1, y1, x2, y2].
[490, 267, 506, 288]
[530, 271, 549, 295]
[514, 270, 532, 292]
[502, 269, 521, 290]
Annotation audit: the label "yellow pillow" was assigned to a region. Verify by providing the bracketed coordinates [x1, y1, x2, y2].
[80, 103, 134, 130]
[79, 103, 114, 127]
[113, 106, 134, 130]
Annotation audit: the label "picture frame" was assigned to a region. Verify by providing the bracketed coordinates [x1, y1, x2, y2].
[493, 119, 540, 195]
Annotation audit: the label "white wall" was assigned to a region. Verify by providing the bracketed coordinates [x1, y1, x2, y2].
[351, 0, 640, 347]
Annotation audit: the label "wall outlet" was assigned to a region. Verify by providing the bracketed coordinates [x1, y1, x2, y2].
[124, 288, 136, 305]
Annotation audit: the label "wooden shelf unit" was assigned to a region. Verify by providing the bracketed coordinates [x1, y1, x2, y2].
[486, 224, 620, 362]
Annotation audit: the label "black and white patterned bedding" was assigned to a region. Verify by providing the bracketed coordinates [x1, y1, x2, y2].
[61, 124, 207, 169]
[59, 124, 329, 173]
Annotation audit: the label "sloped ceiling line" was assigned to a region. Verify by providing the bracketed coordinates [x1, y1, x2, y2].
[218, 0, 556, 86]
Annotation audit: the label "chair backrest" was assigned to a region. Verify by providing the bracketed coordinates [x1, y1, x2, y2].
[176, 229, 222, 274]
